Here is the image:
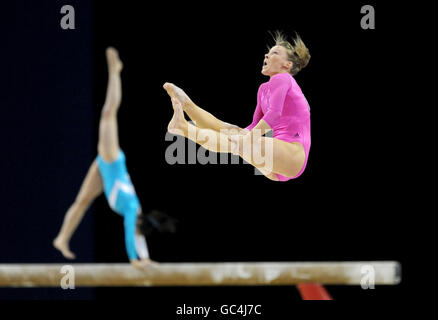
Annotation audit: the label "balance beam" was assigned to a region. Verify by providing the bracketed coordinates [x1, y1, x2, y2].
[0, 261, 401, 287]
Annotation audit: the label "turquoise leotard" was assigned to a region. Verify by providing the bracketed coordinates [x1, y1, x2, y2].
[96, 150, 140, 260]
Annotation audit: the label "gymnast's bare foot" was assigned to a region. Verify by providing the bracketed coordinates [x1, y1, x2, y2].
[167, 98, 188, 135]
[106, 47, 123, 74]
[53, 236, 76, 260]
[163, 83, 195, 111]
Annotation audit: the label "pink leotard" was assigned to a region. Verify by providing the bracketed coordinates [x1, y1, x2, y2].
[246, 72, 311, 181]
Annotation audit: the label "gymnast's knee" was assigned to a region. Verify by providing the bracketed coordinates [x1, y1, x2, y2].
[100, 107, 117, 120]
[97, 144, 119, 163]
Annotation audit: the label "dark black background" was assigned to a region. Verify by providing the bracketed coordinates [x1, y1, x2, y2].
[1, 0, 412, 315]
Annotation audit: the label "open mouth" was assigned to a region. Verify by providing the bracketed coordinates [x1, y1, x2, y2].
[263, 61, 268, 67]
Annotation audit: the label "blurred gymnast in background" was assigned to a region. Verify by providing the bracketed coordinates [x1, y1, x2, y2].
[54, 48, 176, 268]
[164, 31, 311, 181]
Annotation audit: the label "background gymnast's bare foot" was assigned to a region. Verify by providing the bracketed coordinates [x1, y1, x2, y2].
[106, 46, 123, 74]
[53, 236, 75, 259]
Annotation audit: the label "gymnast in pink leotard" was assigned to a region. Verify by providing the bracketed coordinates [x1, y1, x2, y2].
[245, 72, 311, 181]
[163, 31, 311, 181]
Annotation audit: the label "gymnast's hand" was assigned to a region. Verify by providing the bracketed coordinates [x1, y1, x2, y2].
[130, 258, 159, 269]
[228, 132, 252, 156]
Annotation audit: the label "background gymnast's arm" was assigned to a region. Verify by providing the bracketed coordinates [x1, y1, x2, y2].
[124, 209, 157, 269]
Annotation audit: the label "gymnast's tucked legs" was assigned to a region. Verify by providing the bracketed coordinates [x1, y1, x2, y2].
[163, 83, 305, 181]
